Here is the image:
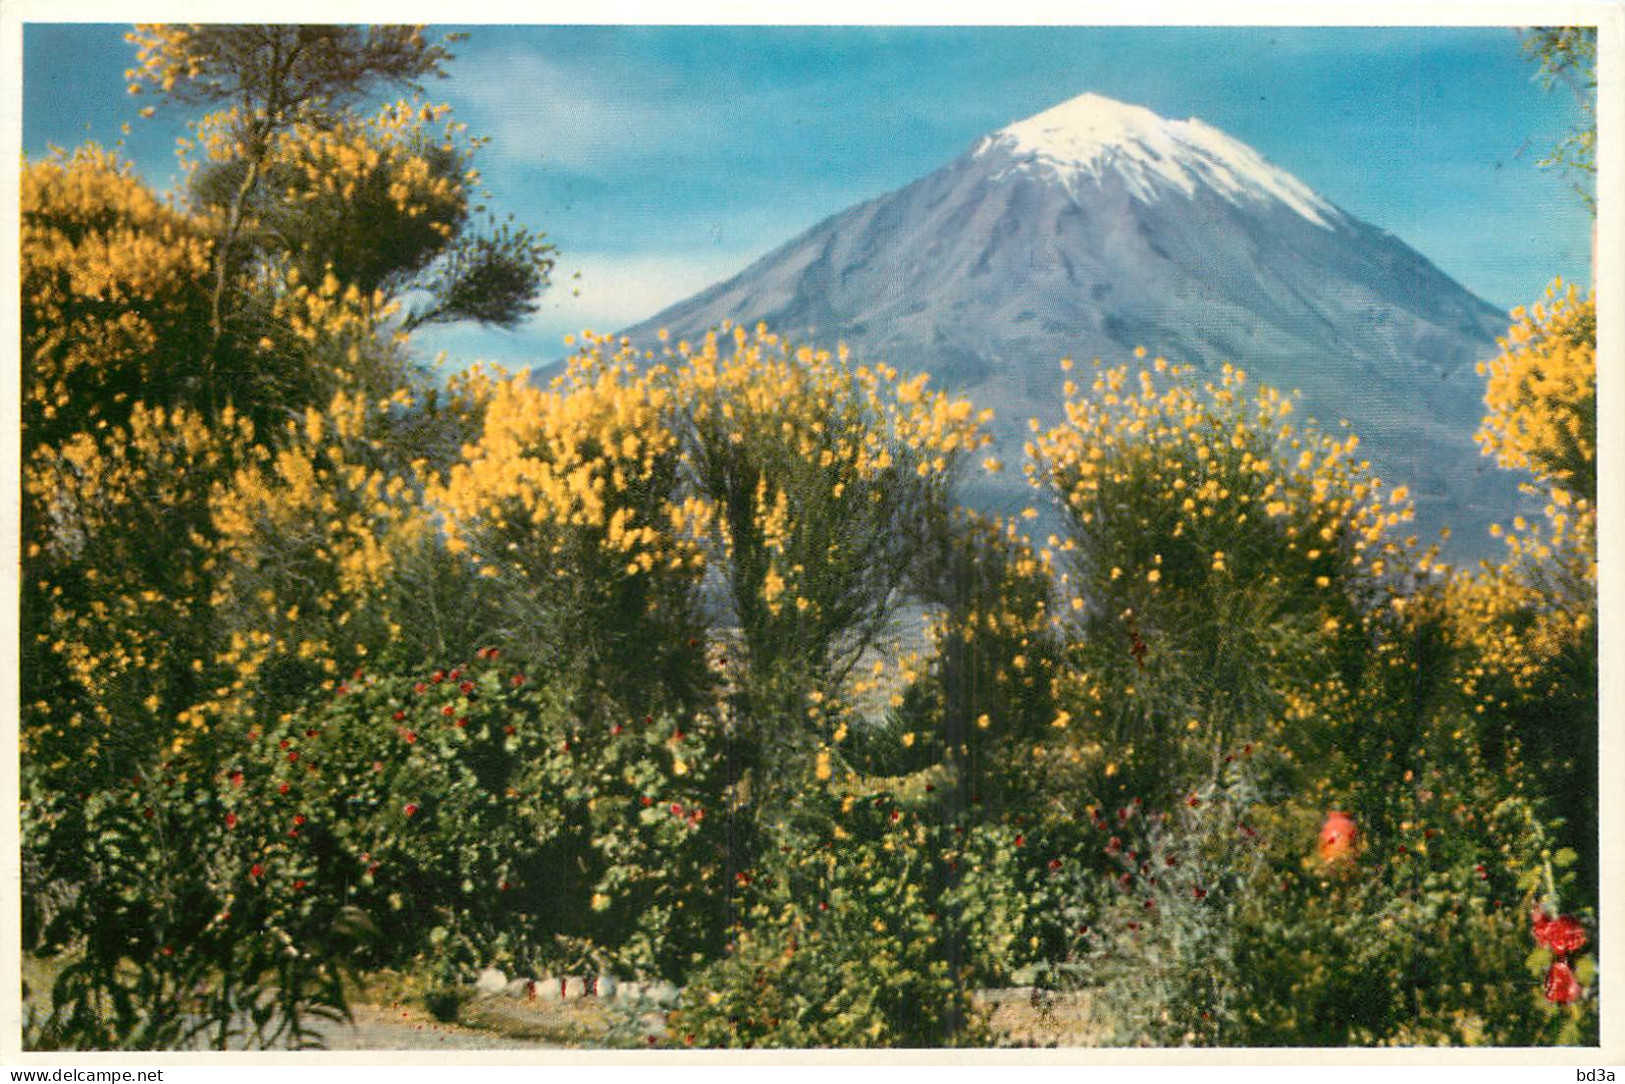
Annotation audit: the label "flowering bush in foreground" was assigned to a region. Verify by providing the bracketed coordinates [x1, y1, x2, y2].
[672, 784, 987, 1048]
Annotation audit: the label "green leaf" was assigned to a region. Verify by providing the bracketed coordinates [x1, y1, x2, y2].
[1525, 945, 1553, 976]
[1574, 954, 1597, 986]
[1551, 847, 1578, 868]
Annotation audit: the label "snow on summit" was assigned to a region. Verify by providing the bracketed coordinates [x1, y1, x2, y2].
[976, 92, 1341, 229]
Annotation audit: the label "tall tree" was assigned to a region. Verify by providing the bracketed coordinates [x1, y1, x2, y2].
[125, 24, 554, 414]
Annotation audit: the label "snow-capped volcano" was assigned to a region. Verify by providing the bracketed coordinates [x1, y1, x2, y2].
[623, 92, 1522, 558]
[976, 93, 1342, 229]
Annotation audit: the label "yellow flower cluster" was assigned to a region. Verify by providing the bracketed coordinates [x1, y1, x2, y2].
[1030, 358, 1407, 580]
[1444, 500, 1595, 707]
[124, 24, 196, 98]
[267, 99, 465, 229]
[1475, 280, 1595, 500]
[23, 403, 249, 770]
[21, 146, 212, 437]
[668, 323, 990, 619]
[430, 338, 704, 582]
[210, 389, 429, 716]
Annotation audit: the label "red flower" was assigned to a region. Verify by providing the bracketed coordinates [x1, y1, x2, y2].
[455, 718, 468, 729]
[431, 670, 445, 684]
[403, 803, 419, 817]
[1192, 886, 1207, 900]
[441, 705, 455, 717]
[305, 728, 318, 738]
[287, 752, 299, 763]
[278, 783, 290, 795]
[293, 814, 306, 826]
[230, 771, 245, 787]
[449, 669, 462, 680]
[670, 803, 683, 816]
[511, 674, 526, 686]
[611, 724, 624, 736]
[641, 796, 654, 807]
[460, 681, 475, 696]
[1014, 834, 1025, 846]
[393, 710, 406, 721]
[1533, 910, 1588, 956]
[1187, 795, 1201, 808]
[250, 863, 264, 878]
[413, 682, 427, 694]
[225, 813, 238, 829]
[292, 879, 306, 891]
[1048, 858, 1063, 871]
[1544, 959, 1582, 1004]
[404, 730, 418, 743]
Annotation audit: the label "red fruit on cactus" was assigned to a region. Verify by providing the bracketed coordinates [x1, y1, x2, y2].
[1544, 958, 1582, 1004]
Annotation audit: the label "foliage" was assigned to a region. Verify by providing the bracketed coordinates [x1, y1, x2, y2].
[22, 403, 252, 790]
[671, 784, 987, 1048]
[1046, 755, 1271, 1046]
[907, 511, 1066, 813]
[239, 650, 728, 981]
[22, 762, 353, 1050]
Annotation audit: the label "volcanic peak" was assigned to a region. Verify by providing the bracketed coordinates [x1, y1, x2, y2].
[974, 90, 1342, 229]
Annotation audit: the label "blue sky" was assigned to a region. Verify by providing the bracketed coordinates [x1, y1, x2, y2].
[23, 23, 1595, 367]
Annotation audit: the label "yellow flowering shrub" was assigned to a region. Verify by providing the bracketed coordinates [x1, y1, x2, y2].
[670, 324, 991, 724]
[428, 339, 710, 716]
[20, 146, 213, 447]
[1029, 357, 1410, 791]
[210, 388, 431, 719]
[22, 404, 252, 783]
[1475, 280, 1595, 501]
[899, 511, 1064, 807]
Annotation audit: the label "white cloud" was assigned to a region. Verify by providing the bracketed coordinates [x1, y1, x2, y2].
[523, 247, 763, 343]
[446, 47, 712, 170]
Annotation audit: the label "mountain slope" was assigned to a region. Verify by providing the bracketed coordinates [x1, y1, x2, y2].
[624, 93, 1522, 559]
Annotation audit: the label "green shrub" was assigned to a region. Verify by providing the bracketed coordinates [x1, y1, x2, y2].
[244, 648, 729, 980]
[672, 785, 987, 1048]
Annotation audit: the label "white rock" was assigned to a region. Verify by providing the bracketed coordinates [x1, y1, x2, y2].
[562, 975, 587, 999]
[474, 967, 507, 995]
[534, 976, 561, 1002]
[647, 980, 679, 1007]
[617, 981, 645, 1003]
[594, 973, 618, 999]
